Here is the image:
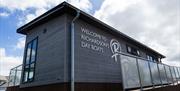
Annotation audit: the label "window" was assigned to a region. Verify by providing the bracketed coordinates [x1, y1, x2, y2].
[146, 55, 158, 62]
[126, 45, 140, 56]
[23, 38, 38, 83]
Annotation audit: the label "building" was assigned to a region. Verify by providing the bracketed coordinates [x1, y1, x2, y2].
[6, 2, 180, 91]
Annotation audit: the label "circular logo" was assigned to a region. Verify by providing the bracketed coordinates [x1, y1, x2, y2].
[110, 39, 121, 62]
[110, 39, 121, 54]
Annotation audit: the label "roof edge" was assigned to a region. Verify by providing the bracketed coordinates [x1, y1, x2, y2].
[17, 1, 67, 34]
[16, 2, 166, 58]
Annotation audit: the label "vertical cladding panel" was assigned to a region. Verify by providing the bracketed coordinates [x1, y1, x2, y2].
[20, 15, 67, 87]
[74, 19, 122, 83]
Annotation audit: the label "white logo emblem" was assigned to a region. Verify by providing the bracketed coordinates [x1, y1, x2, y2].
[110, 39, 121, 62]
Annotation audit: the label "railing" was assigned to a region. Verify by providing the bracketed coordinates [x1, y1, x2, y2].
[7, 53, 180, 90]
[8, 65, 22, 86]
[119, 53, 180, 90]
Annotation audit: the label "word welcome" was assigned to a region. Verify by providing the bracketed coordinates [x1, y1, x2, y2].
[80, 27, 109, 53]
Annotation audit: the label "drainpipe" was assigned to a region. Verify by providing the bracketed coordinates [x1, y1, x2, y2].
[71, 10, 80, 91]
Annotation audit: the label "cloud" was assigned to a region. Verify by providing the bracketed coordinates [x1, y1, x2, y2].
[15, 37, 25, 49]
[0, 48, 22, 76]
[70, 0, 92, 12]
[0, 12, 10, 17]
[0, 0, 93, 76]
[94, 0, 180, 66]
[0, 0, 62, 11]
[0, 0, 92, 26]
[0, 48, 6, 57]
[0, 0, 92, 12]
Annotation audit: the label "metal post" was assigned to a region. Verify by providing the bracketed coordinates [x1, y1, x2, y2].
[71, 23, 75, 91]
[70, 10, 80, 91]
[136, 58, 143, 91]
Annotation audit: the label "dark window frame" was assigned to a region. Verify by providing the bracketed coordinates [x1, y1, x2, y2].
[126, 45, 140, 56]
[146, 54, 158, 63]
[22, 37, 38, 83]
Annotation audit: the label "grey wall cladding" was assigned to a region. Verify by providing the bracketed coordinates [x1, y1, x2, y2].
[20, 14, 67, 88]
[73, 18, 122, 83]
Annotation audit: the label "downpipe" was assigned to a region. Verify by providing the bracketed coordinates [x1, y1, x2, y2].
[70, 10, 80, 91]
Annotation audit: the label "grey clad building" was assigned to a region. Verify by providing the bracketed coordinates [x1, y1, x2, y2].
[6, 2, 180, 91]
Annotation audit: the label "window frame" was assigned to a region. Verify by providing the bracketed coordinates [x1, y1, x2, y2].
[22, 37, 38, 83]
[146, 54, 158, 63]
[126, 45, 140, 56]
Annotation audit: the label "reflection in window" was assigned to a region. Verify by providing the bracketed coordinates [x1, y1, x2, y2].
[25, 44, 31, 65]
[126, 45, 140, 56]
[146, 55, 158, 63]
[23, 38, 38, 83]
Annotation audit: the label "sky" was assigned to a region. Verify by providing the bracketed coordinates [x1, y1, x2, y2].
[0, 0, 179, 76]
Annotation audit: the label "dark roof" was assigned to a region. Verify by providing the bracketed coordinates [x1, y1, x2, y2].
[17, 1, 165, 58]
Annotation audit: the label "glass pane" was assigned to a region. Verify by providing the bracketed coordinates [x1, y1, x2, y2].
[25, 43, 32, 65]
[138, 59, 152, 86]
[121, 55, 140, 89]
[31, 39, 37, 63]
[174, 67, 179, 81]
[170, 67, 176, 82]
[158, 64, 168, 84]
[8, 69, 16, 86]
[15, 70, 21, 85]
[149, 62, 161, 85]
[28, 71, 34, 81]
[23, 70, 29, 82]
[28, 63, 35, 80]
[164, 65, 173, 83]
[178, 68, 180, 80]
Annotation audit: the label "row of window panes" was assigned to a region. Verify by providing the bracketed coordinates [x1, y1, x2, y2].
[126, 45, 160, 63]
[127, 45, 140, 56]
[147, 55, 158, 62]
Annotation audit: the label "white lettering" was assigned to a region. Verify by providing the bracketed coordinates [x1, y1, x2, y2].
[80, 27, 109, 53]
[81, 41, 104, 53]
